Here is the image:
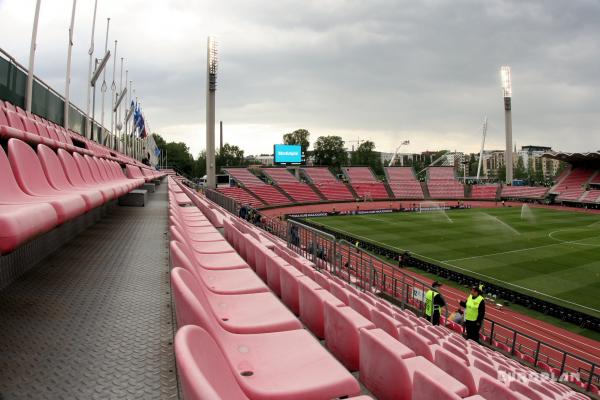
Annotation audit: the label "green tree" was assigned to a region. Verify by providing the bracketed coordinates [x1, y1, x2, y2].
[468, 154, 478, 176]
[496, 164, 507, 182]
[313, 135, 348, 167]
[193, 150, 207, 177]
[514, 156, 527, 179]
[283, 129, 310, 153]
[216, 143, 245, 169]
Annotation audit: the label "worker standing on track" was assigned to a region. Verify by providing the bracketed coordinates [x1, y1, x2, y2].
[424, 282, 445, 325]
[460, 284, 486, 343]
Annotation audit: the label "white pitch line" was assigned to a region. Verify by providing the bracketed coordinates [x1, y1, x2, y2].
[324, 226, 600, 316]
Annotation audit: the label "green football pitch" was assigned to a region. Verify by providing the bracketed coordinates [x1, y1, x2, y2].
[305, 206, 600, 317]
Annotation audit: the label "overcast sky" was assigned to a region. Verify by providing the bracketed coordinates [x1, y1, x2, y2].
[1, 0, 599, 157]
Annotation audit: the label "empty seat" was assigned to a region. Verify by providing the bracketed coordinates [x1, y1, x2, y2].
[6, 139, 87, 223]
[172, 267, 301, 334]
[477, 375, 528, 400]
[175, 325, 250, 400]
[171, 268, 362, 399]
[0, 203, 58, 254]
[298, 277, 345, 338]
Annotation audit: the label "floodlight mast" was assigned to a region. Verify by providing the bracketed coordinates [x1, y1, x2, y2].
[501, 66, 513, 184]
[206, 36, 218, 189]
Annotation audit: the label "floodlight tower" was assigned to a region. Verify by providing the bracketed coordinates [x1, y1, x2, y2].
[501, 66, 513, 184]
[206, 37, 218, 189]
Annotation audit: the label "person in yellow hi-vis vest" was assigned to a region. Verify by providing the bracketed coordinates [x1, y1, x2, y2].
[424, 282, 445, 325]
[459, 284, 486, 342]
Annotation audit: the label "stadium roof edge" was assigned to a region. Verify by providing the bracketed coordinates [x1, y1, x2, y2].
[542, 150, 600, 164]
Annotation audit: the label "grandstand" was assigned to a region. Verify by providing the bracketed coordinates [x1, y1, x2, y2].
[426, 167, 465, 199]
[343, 167, 389, 199]
[470, 184, 499, 200]
[261, 167, 322, 203]
[221, 168, 291, 206]
[301, 167, 356, 201]
[385, 166, 425, 199]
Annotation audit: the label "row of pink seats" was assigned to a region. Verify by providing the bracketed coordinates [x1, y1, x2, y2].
[552, 168, 596, 196]
[224, 168, 265, 186]
[501, 186, 549, 199]
[217, 187, 264, 208]
[1, 100, 151, 170]
[277, 182, 322, 202]
[301, 167, 356, 201]
[580, 189, 600, 203]
[246, 184, 291, 205]
[344, 167, 378, 183]
[1, 138, 145, 254]
[386, 167, 425, 199]
[352, 182, 390, 199]
[167, 179, 366, 399]
[224, 211, 590, 400]
[261, 168, 298, 184]
[427, 167, 465, 199]
[471, 184, 499, 200]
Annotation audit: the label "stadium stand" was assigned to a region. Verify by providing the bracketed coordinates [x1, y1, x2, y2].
[580, 189, 600, 203]
[385, 166, 425, 199]
[216, 186, 264, 208]
[343, 167, 389, 199]
[301, 167, 355, 201]
[222, 168, 291, 206]
[167, 177, 590, 399]
[501, 185, 549, 199]
[261, 168, 322, 203]
[470, 184, 499, 200]
[427, 167, 465, 199]
[553, 168, 597, 202]
[1, 98, 166, 255]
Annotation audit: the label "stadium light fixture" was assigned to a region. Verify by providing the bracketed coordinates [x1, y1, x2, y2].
[501, 65, 513, 184]
[205, 36, 218, 189]
[501, 66, 512, 98]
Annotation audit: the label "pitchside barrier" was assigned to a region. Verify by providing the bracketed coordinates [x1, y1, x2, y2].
[203, 188, 600, 394]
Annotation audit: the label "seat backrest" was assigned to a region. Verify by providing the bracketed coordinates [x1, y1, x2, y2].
[7, 138, 55, 195]
[474, 358, 499, 379]
[398, 326, 434, 362]
[94, 157, 111, 181]
[358, 328, 412, 400]
[0, 144, 28, 199]
[170, 267, 219, 335]
[34, 122, 53, 140]
[508, 380, 545, 400]
[478, 375, 525, 400]
[175, 325, 249, 400]
[57, 149, 88, 187]
[73, 152, 97, 184]
[348, 293, 374, 321]
[329, 281, 350, 305]
[435, 348, 477, 395]
[83, 155, 104, 183]
[126, 164, 144, 179]
[46, 125, 62, 141]
[0, 107, 9, 126]
[37, 144, 73, 191]
[5, 110, 26, 130]
[412, 370, 462, 400]
[18, 114, 39, 135]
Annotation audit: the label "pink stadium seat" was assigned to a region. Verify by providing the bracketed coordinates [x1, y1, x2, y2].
[0, 204, 58, 254]
[477, 375, 528, 400]
[298, 277, 345, 338]
[170, 267, 362, 399]
[358, 328, 467, 400]
[58, 150, 114, 201]
[72, 152, 118, 200]
[265, 254, 288, 296]
[412, 370, 462, 400]
[278, 262, 305, 315]
[398, 326, 437, 362]
[170, 240, 268, 295]
[7, 139, 87, 222]
[37, 144, 104, 210]
[348, 293, 375, 321]
[435, 348, 479, 395]
[323, 302, 375, 371]
[508, 380, 552, 400]
[172, 267, 300, 334]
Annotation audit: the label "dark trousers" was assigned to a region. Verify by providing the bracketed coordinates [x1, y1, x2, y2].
[428, 311, 440, 326]
[465, 320, 481, 342]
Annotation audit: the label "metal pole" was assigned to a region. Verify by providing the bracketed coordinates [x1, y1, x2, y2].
[91, 58, 98, 141]
[115, 57, 122, 150]
[85, 0, 98, 139]
[100, 18, 110, 133]
[206, 37, 217, 189]
[110, 40, 117, 147]
[63, 0, 77, 129]
[505, 98, 513, 184]
[26, 0, 42, 112]
[476, 116, 487, 180]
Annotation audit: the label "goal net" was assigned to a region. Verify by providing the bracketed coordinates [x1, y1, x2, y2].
[418, 201, 448, 213]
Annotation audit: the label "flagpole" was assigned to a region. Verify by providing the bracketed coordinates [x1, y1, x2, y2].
[110, 40, 117, 149]
[63, 0, 77, 129]
[26, 0, 42, 112]
[100, 18, 110, 140]
[116, 57, 123, 151]
[85, 0, 98, 139]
